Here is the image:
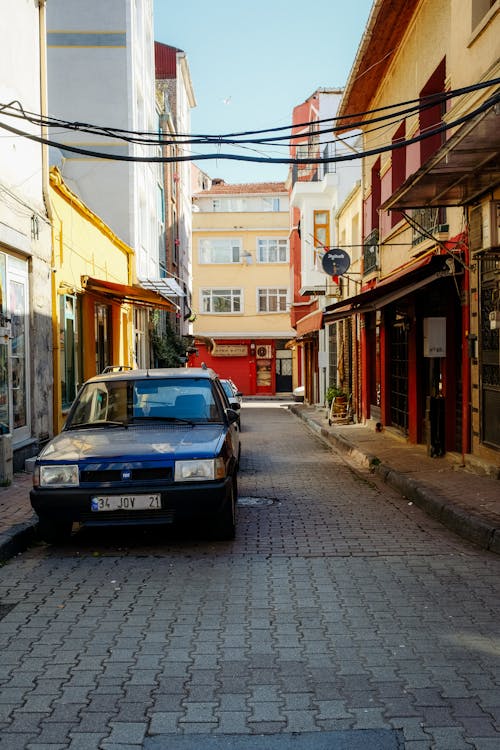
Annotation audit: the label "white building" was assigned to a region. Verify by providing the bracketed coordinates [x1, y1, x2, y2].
[155, 43, 196, 336]
[46, 0, 167, 364]
[0, 0, 53, 471]
[289, 88, 362, 404]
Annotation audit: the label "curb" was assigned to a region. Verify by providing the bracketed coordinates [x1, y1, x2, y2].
[0, 517, 38, 563]
[290, 404, 500, 555]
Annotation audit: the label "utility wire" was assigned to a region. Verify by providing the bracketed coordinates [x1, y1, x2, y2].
[0, 77, 498, 147]
[0, 90, 498, 167]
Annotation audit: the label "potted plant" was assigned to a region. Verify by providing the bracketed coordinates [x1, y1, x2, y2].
[326, 385, 347, 407]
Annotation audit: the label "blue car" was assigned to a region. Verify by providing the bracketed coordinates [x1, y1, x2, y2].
[30, 368, 240, 543]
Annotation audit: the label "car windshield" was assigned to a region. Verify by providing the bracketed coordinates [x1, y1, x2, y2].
[67, 377, 224, 427]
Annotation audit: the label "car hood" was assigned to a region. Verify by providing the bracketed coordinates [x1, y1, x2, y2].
[38, 425, 226, 462]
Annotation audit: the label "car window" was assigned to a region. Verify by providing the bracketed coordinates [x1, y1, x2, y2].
[68, 377, 224, 427]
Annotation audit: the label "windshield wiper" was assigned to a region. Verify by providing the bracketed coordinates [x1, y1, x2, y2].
[129, 416, 195, 425]
[68, 420, 127, 430]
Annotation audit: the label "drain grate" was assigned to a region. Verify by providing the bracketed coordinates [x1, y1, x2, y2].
[238, 496, 274, 507]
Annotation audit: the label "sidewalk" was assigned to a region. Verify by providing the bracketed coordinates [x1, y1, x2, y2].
[289, 403, 500, 555]
[0, 405, 499, 561]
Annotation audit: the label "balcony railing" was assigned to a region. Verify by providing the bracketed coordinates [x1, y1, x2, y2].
[411, 207, 448, 246]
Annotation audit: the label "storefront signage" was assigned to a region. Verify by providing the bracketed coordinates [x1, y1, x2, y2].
[321, 248, 351, 276]
[212, 344, 248, 357]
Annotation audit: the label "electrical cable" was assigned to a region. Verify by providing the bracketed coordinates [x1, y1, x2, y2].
[0, 89, 497, 166]
[0, 76, 498, 146]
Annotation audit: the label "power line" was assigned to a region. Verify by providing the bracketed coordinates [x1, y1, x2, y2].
[0, 88, 498, 166]
[0, 77, 498, 147]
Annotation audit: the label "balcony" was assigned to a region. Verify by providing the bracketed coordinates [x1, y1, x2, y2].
[411, 208, 448, 246]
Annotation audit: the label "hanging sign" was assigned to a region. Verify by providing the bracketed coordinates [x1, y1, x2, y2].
[321, 248, 351, 276]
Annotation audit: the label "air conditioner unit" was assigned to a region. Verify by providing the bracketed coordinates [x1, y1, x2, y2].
[256, 344, 272, 359]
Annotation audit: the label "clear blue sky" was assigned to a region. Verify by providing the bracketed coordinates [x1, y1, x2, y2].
[153, 0, 373, 184]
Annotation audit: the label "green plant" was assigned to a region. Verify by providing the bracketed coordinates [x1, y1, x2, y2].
[326, 385, 347, 406]
[151, 315, 189, 368]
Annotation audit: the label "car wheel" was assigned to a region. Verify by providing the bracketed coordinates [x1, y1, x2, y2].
[215, 478, 237, 541]
[37, 517, 73, 545]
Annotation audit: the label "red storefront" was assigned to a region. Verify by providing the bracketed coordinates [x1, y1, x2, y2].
[188, 338, 277, 396]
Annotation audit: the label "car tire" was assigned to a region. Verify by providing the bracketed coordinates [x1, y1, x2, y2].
[37, 517, 73, 545]
[215, 478, 237, 541]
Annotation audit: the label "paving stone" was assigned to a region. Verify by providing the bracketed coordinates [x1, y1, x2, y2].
[2, 406, 500, 749]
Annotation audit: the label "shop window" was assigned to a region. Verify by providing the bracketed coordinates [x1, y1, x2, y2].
[0, 255, 8, 433]
[134, 308, 148, 369]
[60, 295, 78, 409]
[95, 304, 110, 374]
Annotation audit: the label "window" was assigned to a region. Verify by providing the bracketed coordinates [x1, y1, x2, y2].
[201, 288, 242, 313]
[257, 288, 288, 313]
[95, 304, 110, 374]
[60, 295, 78, 409]
[257, 238, 288, 263]
[391, 122, 406, 227]
[199, 238, 242, 263]
[262, 197, 281, 211]
[419, 58, 446, 165]
[471, 0, 498, 29]
[313, 210, 330, 251]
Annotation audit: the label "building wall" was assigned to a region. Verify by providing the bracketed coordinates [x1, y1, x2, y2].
[47, 0, 161, 278]
[0, 0, 53, 469]
[49, 169, 135, 432]
[191, 185, 294, 394]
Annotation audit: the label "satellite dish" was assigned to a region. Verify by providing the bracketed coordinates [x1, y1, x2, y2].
[321, 248, 351, 276]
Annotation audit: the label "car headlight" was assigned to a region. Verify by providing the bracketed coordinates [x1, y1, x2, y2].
[174, 457, 225, 482]
[38, 464, 80, 488]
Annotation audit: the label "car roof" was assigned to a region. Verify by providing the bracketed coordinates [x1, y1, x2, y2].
[84, 367, 218, 385]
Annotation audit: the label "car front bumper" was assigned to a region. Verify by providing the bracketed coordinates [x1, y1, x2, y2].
[30, 476, 234, 528]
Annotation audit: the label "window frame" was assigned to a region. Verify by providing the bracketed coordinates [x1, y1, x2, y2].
[256, 238, 289, 263]
[313, 210, 331, 251]
[200, 288, 243, 314]
[257, 287, 288, 313]
[199, 238, 242, 264]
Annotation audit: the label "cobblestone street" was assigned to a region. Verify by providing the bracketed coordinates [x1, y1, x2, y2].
[0, 402, 499, 749]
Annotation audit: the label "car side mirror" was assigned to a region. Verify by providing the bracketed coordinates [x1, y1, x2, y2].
[226, 408, 239, 424]
[229, 399, 241, 411]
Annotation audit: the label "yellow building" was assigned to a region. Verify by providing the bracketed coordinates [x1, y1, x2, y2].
[49, 167, 174, 432]
[325, 0, 499, 467]
[190, 180, 295, 395]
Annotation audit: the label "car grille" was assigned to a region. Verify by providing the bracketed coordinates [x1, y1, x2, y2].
[80, 467, 173, 483]
[80, 509, 175, 525]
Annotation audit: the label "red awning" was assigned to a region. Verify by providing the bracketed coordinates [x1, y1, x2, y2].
[296, 309, 323, 336]
[323, 253, 457, 323]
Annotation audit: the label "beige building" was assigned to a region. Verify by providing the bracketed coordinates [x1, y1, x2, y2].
[189, 179, 295, 395]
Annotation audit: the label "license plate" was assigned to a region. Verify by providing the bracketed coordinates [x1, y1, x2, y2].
[91, 494, 161, 512]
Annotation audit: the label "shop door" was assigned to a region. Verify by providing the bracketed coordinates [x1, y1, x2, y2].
[390, 316, 409, 434]
[481, 256, 500, 448]
[275, 349, 292, 392]
[0, 314, 9, 434]
[255, 343, 273, 394]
